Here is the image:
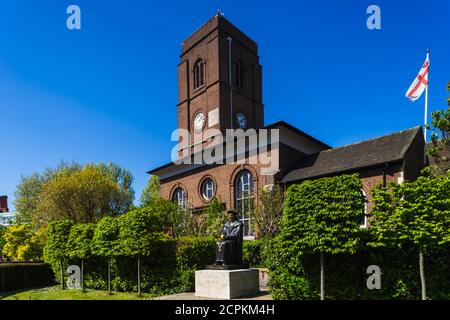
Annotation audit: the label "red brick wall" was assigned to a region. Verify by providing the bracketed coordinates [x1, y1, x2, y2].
[160, 162, 275, 209]
[177, 15, 264, 152]
[0, 196, 8, 213]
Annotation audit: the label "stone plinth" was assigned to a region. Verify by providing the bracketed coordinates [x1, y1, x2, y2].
[195, 269, 259, 299]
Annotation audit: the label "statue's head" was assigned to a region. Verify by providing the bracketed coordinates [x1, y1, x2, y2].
[226, 209, 239, 222]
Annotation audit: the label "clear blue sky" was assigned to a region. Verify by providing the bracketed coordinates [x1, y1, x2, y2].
[1, 0, 449, 210]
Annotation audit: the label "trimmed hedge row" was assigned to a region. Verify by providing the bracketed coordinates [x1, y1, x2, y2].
[0, 262, 54, 293]
[47, 236, 216, 296]
[266, 237, 450, 300]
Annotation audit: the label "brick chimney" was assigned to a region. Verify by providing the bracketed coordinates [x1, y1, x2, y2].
[0, 196, 8, 213]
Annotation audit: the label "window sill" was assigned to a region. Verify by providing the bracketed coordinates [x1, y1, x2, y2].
[193, 85, 206, 93]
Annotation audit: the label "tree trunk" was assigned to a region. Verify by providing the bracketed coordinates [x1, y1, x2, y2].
[419, 249, 427, 300]
[81, 259, 85, 292]
[320, 252, 325, 300]
[60, 258, 64, 290]
[108, 259, 111, 295]
[137, 256, 142, 297]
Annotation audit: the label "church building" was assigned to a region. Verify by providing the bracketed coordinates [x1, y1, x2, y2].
[148, 14, 425, 237]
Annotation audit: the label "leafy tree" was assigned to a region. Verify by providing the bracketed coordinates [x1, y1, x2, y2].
[370, 172, 450, 300]
[447, 81, 450, 106]
[140, 175, 160, 207]
[203, 198, 226, 238]
[426, 83, 450, 175]
[66, 223, 96, 291]
[0, 225, 6, 260]
[253, 185, 285, 239]
[91, 216, 122, 294]
[96, 162, 135, 215]
[427, 108, 450, 175]
[14, 161, 81, 224]
[2, 224, 45, 261]
[282, 174, 365, 300]
[44, 220, 74, 289]
[172, 202, 205, 238]
[14, 161, 134, 226]
[118, 207, 169, 295]
[36, 166, 119, 225]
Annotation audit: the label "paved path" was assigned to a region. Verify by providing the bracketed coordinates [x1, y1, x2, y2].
[154, 288, 272, 300]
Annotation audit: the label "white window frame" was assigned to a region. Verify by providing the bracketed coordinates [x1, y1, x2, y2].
[235, 170, 254, 237]
[202, 178, 215, 201]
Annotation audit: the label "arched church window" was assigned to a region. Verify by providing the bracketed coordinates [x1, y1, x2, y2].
[194, 59, 205, 89]
[235, 170, 254, 237]
[172, 187, 186, 208]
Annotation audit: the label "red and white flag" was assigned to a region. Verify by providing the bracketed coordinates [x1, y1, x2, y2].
[405, 52, 430, 102]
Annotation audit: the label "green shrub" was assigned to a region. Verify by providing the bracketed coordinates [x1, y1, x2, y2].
[91, 216, 121, 258]
[267, 235, 450, 300]
[43, 220, 73, 281]
[66, 223, 95, 260]
[243, 240, 268, 267]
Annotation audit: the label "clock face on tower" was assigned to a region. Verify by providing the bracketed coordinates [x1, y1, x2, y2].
[235, 112, 248, 129]
[194, 112, 205, 132]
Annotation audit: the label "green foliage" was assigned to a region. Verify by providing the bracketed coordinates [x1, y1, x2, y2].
[66, 224, 96, 260]
[0, 225, 6, 258]
[203, 198, 226, 238]
[267, 235, 450, 300]
[91, 217, 121, 258]
[14, 161, 134, 227]
[118, 207, 169, 257]
[13, 161, 81, 224]
[96, 162, 135, 215]
[447, 81, 450, 106]
[370, 173, 450, 250]
[174, 237, 216, 292]
[172, 204, 204, 238]
[140, 175, 160, 207]
[43, 220, 73, 278]
[270, 174, 366, 299]
[36, 166, 120, 224]
[44, 220, 74, 260]
[268, 173, 450, 300]
[2, 224, 45, 261]
[427, 105, 450, 175]
[282, 174, 365, 255]
[242, 239, 268, 267]
[253, 185, 284, 239]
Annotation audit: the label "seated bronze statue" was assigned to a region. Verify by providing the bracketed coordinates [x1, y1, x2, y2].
[213, 209, 247, 269]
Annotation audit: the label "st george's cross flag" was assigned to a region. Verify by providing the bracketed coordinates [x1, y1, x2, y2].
[405, 51, 430, 102]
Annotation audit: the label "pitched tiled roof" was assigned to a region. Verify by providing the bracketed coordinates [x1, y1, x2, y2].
[281, 126, 423, 183]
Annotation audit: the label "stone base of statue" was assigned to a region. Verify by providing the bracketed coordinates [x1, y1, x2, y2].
[205, 263, 250, 270]
[195, 268, 260, 299]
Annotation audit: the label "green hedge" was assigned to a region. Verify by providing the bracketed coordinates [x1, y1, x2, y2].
[0, 263, 54, 293]
[47, 236, 215, 296]
[266, 236, 450, 300]
[243, 240, 268, 268]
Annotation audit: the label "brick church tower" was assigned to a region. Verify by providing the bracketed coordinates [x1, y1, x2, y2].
[150, 14, 425, 237]
[177, 13, 264, 152]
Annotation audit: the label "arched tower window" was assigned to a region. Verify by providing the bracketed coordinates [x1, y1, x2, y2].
[235, 60, 244, 89]
[172, 187, 186, 208]
[235, 170, 254, 236]
[194, 59, 205, 89]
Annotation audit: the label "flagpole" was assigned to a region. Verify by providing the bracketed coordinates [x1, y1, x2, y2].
[424, 49, 429, 142]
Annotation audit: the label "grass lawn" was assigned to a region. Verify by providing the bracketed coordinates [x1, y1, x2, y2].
[0, 286, 156, 300]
